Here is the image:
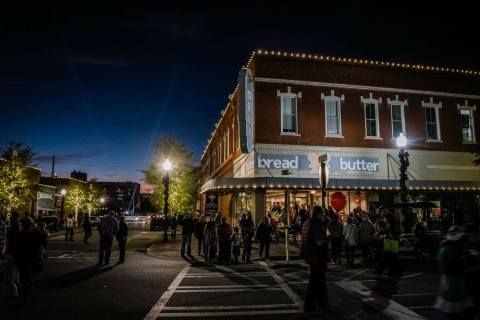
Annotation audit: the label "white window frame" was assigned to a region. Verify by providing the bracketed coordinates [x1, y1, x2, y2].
[388, 95, 407, 139]
[321, 90, 344, 138]
[457, 100, 477, 143]
[277, 87, 301, 135]
[361, 93, 382, 139]
[422, 97, 443, 142]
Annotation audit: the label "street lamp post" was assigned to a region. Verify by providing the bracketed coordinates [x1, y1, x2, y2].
[60, 189, 66, 227]
[162, 159, 172, 242]
[396, 133, 409, 203]
[318, 154, 329, 209]
[396, 133, 412, 232]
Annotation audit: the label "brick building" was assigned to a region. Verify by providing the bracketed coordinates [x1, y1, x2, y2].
[199, 50, 480, 226]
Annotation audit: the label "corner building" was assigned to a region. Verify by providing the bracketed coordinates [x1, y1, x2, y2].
[200, 50, 480, 226]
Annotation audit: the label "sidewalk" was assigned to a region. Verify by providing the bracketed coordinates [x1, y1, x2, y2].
[147, 235, 302, 261]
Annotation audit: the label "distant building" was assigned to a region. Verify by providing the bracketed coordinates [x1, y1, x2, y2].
[71, 170, 88, 182]
[39, 176, 88, 219]
[96, 181, 140, 214]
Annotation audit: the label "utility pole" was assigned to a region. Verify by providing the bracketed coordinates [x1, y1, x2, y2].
[51, 155, 55, 177]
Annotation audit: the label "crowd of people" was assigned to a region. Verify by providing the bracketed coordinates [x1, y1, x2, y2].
[176, 210, 275, 265]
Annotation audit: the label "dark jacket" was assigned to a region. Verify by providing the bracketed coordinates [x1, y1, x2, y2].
[117, 223, 128, 241]
[13, 230, 42, 269]
[181, 218, 195, 235]
[240, 218, 255, 239]
[256, 223, 273, 242]
[217, 222, 232, 242]
[301, 218, 329, 265]
[194, 221, 206, 238]
[83, 218, 92, 231]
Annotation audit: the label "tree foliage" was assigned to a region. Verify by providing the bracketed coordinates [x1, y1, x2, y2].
[65, 184, 86, 220]
[85, 183, 100, 215]
[144, 137, 200, 215]
[0, 141, 36, 217]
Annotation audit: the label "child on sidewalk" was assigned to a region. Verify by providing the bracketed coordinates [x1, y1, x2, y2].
[232, 226, 242, 264]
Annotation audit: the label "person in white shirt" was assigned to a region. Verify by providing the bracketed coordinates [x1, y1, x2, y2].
[65, 214, 75, 242]
[343, 217, 358, 266]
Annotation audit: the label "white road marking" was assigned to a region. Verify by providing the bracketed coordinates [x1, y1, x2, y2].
[184, 271, 270, 277]
[258, 261, 304, 311]
[176, 288, 283, 293]
[392, 292, 436, 297]
[143, 264, 190, 320]
[157, 309, 300, 317]
[401, 272, 423, 279]
[163, 304, 296, 311]
[340, 268, 369, 282]
[337, 280, 427, 320]
[178, 284, 278, 289]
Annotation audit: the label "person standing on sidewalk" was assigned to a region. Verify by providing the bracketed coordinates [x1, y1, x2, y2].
[180, 214, 194, 257]
[256, 216, 273, 260]
[116, 215, 128, 264]
[241, 212, 255, 263]
[301, 206, 330, 313]
[343, 217, 358, 266]
[170, 215, 177, 239]
[358, 216, 374, 265]
[217, 217, 232, 265]
[82, 214, 92, 244]
[97, 211, 119, 266]
[232, 226, 242, 264]
[204, 220, 217, 265]
[330, 213, 343, 264]
[194, 215, 206, 256]
[0, 215, 7, 257]
[65, 214, 75, 242]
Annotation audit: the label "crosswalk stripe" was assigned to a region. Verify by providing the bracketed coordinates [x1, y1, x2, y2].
[157, 309, 301, 317]
[163, 304, 297, 311]
[175, 288, 283, 293]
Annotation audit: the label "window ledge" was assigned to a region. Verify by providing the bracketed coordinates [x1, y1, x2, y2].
[325, 135, 344, 138]
[281, 132, 301, 136]
[462, 141, 477, 144]
[426, 139, 443, 143]
[364, 136, 383, 140]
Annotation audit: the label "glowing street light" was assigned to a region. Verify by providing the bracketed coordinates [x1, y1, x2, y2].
[61, 189, 67, 196]
[60, 188, 67, 223]
[163, 158, 172, 171]
[396, 132, 407, 148]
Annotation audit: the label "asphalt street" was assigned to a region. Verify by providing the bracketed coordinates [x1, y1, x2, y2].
[1, 223, 447, 320]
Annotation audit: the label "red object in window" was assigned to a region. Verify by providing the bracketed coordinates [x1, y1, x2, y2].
[330, 192, 347, 212]
[355, 198, 361, 207]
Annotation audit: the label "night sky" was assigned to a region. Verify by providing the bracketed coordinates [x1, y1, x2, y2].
[1, 2, 478, 189]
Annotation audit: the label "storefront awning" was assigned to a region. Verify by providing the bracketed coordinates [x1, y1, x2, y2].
[200, 177, 480, 193]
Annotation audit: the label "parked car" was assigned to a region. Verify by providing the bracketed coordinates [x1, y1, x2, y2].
[37, 216, 60, 232]
[125, 215, 148, 223]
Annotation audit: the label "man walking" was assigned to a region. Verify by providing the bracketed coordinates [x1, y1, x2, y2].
[82, 214, 92, 244]
[240, 212, 255, 263]
[180, 214, 194, 257]
[97, 211, 119, 266]
[116, 215, 128, 264]
[256, 216, 273, 260]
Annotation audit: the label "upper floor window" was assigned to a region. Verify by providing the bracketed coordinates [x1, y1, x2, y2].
[388, 96, 407, 138]
[277, 87, 301, 134]
[362, 94, 382, 138]
[322, 90, 344, 137]
[422, 98, 442, 142]
[458, 100, 477, 143]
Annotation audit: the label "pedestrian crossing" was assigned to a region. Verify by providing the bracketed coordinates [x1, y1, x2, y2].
[144, 263, 304, 319]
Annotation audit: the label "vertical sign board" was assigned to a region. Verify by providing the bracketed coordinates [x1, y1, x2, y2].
[238, 68, 254, 153]
[205, 192, 218, 216]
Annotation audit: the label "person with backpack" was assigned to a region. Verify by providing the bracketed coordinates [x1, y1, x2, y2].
[301, 206, 330, 313]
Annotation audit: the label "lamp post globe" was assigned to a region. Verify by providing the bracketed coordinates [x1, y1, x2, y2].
[396, 132, 407, 148]
[61, 189, 66, 196]
[60, 188, 67, 225]
[163, 158, 172, 171]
